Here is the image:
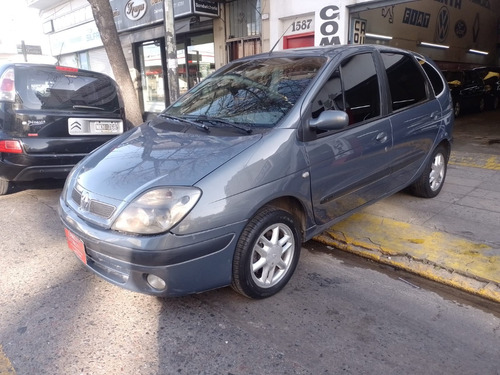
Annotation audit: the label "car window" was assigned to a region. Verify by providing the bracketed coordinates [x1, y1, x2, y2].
[15, 66, 121, 112]
[167, 56, 326, 128]
[312, 53, 380, 126]
[417, 58, 445, 96]
[381, 53, 427, 111]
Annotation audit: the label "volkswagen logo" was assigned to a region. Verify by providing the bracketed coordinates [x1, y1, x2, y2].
[436, 6, 449, 43]
[80, 190, 91, 212]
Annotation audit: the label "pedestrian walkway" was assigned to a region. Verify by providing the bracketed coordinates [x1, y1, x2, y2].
[314, 150, 500, 303]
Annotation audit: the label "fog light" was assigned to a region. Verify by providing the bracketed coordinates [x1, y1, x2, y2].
[146, 274, 166, 290]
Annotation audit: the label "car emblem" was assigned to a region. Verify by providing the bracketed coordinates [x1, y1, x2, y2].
[70, 121, 82, 131]
[80, 190, 91, 212]
[435, 6, 449, 43]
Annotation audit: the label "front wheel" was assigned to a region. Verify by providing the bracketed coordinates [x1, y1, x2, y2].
[409, 145, 448, 198]
[231, 206, 301, 299]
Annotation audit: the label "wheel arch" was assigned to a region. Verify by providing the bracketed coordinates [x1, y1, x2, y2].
[261, 196, 309, 242]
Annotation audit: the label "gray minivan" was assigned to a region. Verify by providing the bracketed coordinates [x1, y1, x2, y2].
[0, 64, 126, 195]
[59, 45, 453, 299]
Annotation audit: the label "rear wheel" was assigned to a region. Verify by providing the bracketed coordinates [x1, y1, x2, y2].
[410, 145, 448, 198]
[492, 96, 499, 110]
[453, 101, 461, 117]
[478, 97, 485, 112]
[231, 206, 301, 299]
[0, 179, 12, 196]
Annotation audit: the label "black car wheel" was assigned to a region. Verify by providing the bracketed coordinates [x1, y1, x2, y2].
[231, 206, 301, 299]
[410, 145, 448, 198]
[492, 96, 499, 110]
[453, 101, 461, 117]
[478, 97, 485, 112]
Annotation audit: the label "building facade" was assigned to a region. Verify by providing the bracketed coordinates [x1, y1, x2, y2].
[27, 0, 500, 117]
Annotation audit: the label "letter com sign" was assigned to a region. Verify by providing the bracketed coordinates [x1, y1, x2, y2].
[316, 5, 342, 46]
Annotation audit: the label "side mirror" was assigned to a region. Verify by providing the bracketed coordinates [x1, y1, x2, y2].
[309, 110, 349, 131]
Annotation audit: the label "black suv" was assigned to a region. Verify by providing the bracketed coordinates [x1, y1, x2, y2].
[473, 66, 500, 110]
[443, 69, 486, 117]
[0, 64, 127, 195]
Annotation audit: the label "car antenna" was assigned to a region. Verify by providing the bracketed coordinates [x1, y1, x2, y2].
[269, 18, 297, 54]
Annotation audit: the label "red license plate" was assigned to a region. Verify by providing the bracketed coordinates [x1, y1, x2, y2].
[65, 228, 87, 265]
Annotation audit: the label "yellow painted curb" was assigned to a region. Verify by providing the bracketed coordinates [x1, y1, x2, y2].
[314, 212, 500, 303]
[449, 152, 500, 170]
[0, 345, 15, 375]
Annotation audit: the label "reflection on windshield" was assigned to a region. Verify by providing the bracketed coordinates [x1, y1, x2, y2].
[165, 56, 326, 128]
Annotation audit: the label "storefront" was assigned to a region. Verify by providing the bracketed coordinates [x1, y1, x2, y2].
[110, 0, 219, 117]
[267, 0, 499, 66]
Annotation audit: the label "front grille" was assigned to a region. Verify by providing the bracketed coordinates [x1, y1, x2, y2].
[71, 187, 116, 219]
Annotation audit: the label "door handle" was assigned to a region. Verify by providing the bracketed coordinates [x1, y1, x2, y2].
[375, 132, 388, 143]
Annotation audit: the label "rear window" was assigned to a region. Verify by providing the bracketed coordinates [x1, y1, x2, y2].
[14, 66, 121, 112]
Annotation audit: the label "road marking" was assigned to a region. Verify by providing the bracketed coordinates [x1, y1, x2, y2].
[0, 345, 15, 374]
[450, 152, 500, 170]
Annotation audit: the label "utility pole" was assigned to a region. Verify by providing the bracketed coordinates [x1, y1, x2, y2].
[163, 0, 179, 106]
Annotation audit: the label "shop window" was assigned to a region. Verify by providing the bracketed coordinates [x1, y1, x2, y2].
[227, 0, 261, 38]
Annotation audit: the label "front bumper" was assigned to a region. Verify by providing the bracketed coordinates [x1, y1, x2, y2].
[59, 196, 244, 297]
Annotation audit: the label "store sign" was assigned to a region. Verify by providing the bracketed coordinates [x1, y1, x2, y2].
[317, 5, 341, 45]
[110, 0, 219, 32]
[351, 19, 366, 44]
[125, 0, 147, 21]
[174, 0, 219, 19]
[111, 0, 163, 32]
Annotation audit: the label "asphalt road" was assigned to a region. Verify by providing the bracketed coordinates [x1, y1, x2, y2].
[0, 184, 499, 375]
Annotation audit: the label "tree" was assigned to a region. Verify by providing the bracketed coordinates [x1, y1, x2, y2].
[87, 0, 143, 127]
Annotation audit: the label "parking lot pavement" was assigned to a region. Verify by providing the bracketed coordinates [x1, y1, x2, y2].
[315, 112, 500, 303]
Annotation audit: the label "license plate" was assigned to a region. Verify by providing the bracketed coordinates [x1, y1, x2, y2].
[65, 228, 87, 265]
[68, 118, 123, 135]
[90, 121, 121, 134]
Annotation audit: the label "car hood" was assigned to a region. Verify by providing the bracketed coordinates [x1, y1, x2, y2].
[74, 122, 262, 201]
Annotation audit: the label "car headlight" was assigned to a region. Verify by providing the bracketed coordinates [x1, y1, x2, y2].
[112, 187, 202, 234]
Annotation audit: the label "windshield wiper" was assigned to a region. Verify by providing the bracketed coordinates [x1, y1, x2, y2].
[194, 115, 253, 134]
[73, 105, 104, 111]
[160, 113, 210, 132]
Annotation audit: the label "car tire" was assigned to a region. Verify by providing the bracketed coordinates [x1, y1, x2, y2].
[410, 145, 448, 198]
[492, 96, 499, 110]
[453, 101, 461, 117]
[231, 206, 301, 299]
[478, 97, 485, 112]
[0, 179, 12, 195]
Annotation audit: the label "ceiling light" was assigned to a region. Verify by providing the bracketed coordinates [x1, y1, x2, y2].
[365, 33, 393, 40]
[468, 49, 488, 55]
[418, 41, 449, 49]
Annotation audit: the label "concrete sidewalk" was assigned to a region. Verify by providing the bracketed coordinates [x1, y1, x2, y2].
[314, 150, 500, 303]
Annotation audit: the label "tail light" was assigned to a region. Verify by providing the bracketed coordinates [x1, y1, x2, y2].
[0, 68, 15, 102]
[56, 66, 79, 73]
[0, 140, 23, 154]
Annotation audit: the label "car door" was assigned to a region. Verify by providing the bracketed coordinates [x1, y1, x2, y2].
[304, 52, 393, 226]
[378, 52, 442, 190]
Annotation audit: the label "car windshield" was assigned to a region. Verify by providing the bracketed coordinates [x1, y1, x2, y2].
[15, 66, 121, 112]
[165, 56, 326, 128]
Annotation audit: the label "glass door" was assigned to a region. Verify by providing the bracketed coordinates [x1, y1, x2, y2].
[176, 33, 215, 95]
[137, 40, 166, 114]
